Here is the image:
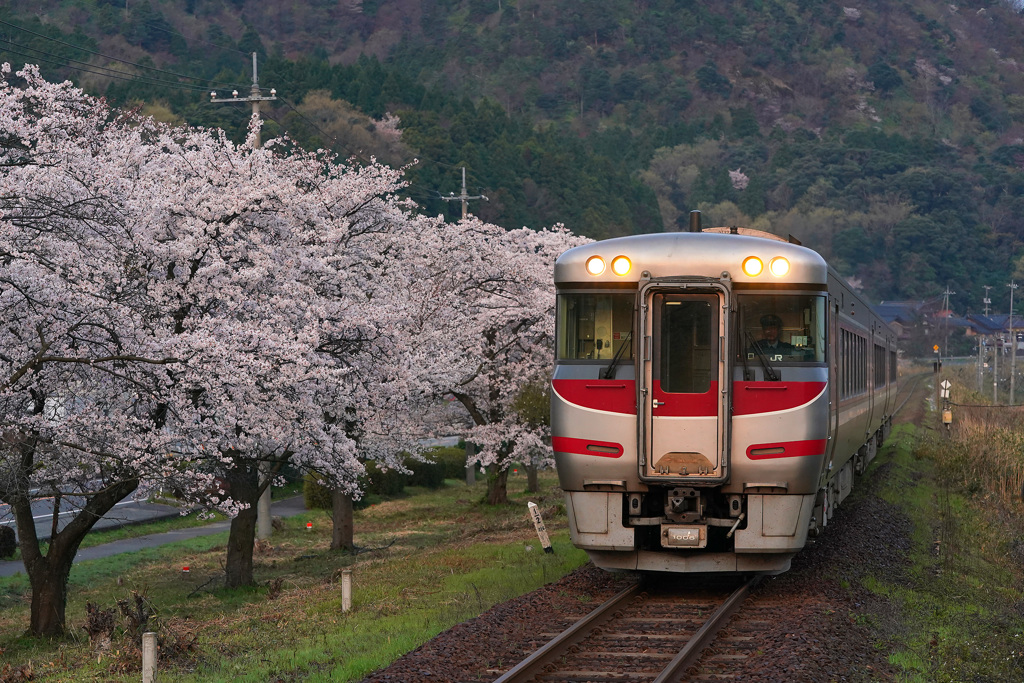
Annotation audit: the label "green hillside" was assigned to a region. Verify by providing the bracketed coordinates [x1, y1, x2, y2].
[3, 0, 1024, 307]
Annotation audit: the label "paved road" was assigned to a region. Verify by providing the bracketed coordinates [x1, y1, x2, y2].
[0, 496, 309, 578]
[1, 497, 185, 543]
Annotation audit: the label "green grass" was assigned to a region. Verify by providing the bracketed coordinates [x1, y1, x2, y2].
[0, 472, 586, 681]
[864, 421, 1024, 682]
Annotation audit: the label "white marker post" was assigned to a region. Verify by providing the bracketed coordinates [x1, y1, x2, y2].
[142, 631, 158, 682]
[341, 569, 353, 613]
[527, 502, 553, 553]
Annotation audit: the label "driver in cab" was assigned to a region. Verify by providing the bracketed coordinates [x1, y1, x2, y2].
[751, 314, 795, 360]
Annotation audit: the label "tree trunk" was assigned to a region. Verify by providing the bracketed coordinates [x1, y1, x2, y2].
[8, 465, 138, 637]
[525, 464, 539, 493]
[224, 457, 261, 588]
[27, 560, 72, 637]
[486, 464, 509, 505]
[225, 504, 258, 588]
[330, 488, 354, 552]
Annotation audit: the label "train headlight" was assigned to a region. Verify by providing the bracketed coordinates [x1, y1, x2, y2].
[742, 256, 763, 277]
[586, 256, 606, 276]
[611, 255, 631, 276]
[769, 257, 790, 277]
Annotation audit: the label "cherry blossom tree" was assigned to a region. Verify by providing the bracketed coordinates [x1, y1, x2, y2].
[397, 218, 587, 504]
[128, 120, 430, 586]
[0, 65, 426, 631]
[0, 64, 199, 636]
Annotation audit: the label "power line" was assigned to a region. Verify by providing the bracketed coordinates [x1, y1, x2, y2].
[1, 21, 494, 217]
[0, 19, 245, 91]
[0, 36, 231, 94]
[0, 44, 200, 91]
[1, 18, 492, 203]
[274, 96, 374, 165]
[136, 19, 250, 57]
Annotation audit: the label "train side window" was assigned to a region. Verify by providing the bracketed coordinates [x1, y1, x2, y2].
[557, 293, 635, 360]
[737, 294, 826, 364]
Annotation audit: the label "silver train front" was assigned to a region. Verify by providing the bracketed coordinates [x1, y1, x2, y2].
[551, 230, 897, 574]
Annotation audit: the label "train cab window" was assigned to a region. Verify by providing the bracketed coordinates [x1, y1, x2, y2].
[657, 296, 715, 394]
[737, 294, 826, 364]
[557, 293, 634, 360]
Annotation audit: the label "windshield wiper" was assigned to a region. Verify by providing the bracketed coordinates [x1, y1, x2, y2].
[745, 330, 780, 381]
[602, 329, 633, 380]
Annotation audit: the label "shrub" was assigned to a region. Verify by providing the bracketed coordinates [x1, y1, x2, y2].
[424, 446, 469, 480]
[406, 457, 447, 489]
[303, 472, 334, 511]
[362, 461, 408, 497]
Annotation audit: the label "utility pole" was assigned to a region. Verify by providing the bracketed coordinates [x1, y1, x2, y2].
[982, 285, 992, 395]
[995, 317, 1000, 405]
[1010, 281, 1018, 405]
[441, 167, 488, 220]
[210, 53, 278, 539]
[941, 285, 955, 356]
[210, 52, 278, 148]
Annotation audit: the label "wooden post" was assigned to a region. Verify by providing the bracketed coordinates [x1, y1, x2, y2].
[527, 502, 553, 553]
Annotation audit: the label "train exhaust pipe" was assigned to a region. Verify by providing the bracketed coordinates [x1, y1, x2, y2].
[689, 210, 702, 233]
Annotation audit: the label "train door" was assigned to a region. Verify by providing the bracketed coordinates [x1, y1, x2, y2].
[640, 285, 728, 483]
[826, 295, 839, 466]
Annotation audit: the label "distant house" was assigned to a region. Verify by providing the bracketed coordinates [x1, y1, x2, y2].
[968, 314, 1024, 354]
[876, 301, 926, 341]
[965, 314, 1004, 337]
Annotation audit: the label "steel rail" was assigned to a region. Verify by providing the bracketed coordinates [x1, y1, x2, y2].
[894, 372, 926, 416]
[652, 575, 761, 682]
[492, 581, 644, 683]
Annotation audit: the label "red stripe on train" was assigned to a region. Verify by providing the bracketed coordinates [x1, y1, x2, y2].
[651, 380, 718, 416]
[732, 381, 826, 415]
[551, 379, 636, 414]
[552, 379, 826, 416]
[551, 436, 624, 458]
[746, 438, 828, 460]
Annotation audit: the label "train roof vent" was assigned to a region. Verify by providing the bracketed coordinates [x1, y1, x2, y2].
[701, 226, 789, 243]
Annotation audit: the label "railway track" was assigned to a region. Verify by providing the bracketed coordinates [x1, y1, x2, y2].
[894, 371, 927, 417]
[493, 575, 760, 683]
[490, 375, 923, 683]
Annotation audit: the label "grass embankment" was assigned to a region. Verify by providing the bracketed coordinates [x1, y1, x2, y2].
[0, 471, 586, 682]
[865, 369, 1024, 681]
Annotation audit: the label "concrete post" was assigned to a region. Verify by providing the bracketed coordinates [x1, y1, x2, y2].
[465, 442, 476, 485]
[341, 570, 352, 613]
[142, 632, 158, 682]
[257, 461, 272, 540]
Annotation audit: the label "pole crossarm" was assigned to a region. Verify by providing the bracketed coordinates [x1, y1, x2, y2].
[209, 53, 277, 149]
[441, 167, 488, 220]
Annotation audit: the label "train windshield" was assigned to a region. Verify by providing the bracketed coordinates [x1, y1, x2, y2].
[557, 293, 634, 360]
[737, 294, 826, 364]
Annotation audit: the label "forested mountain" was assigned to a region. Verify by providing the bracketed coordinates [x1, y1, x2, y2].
[3, 0, 1024, 310]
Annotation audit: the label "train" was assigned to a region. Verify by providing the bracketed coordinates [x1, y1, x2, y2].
[551, 215, 897, 574]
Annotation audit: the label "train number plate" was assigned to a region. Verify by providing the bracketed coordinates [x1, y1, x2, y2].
[662, 525, 707, 549]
